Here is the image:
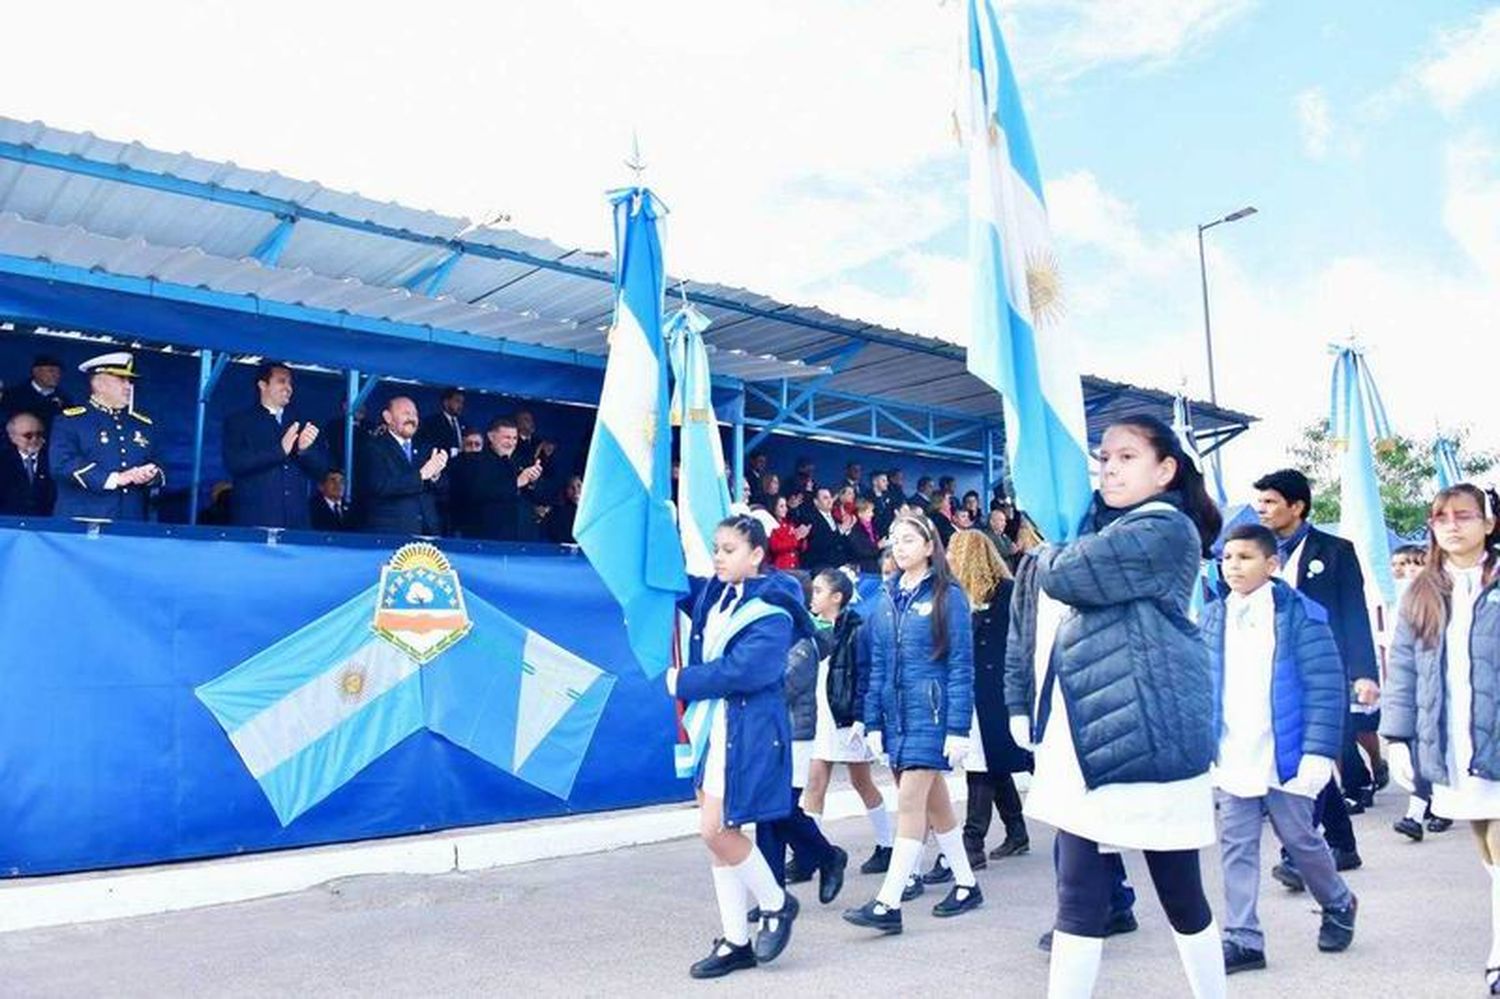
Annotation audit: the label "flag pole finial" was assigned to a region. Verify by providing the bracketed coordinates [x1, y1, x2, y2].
[625, 131, 647, 180]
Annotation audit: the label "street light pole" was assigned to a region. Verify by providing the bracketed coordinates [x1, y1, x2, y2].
[1195, 205, 1257, 489]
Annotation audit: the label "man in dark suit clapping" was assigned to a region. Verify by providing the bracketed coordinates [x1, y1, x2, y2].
[0, 411, 56, 516]
[222, 361, 329, 529]
[357, 396, 447, 536]
[452, 416, 544, 541]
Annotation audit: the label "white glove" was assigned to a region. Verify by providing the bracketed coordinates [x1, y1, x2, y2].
[1388, 742, 1416, 792]
[943, 735, 970, 768]
[864, 729, 885, 760]
[850, 721, 866, 740]
[1288, 754, 1334, 797]
[1009, 715, 1035, 752]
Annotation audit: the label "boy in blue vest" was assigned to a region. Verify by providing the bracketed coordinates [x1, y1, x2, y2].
[1203, 524, 1358, 974]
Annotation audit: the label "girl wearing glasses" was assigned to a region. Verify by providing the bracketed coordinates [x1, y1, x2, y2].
[843, 511, 981, 933]
[1383, 484, 1500, 993]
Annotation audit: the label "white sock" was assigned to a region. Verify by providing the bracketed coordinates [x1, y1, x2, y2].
[1172, 921, 1228, 999]
[1047, 930, 1103, 998]
[711, 865, 750, 947]
[1487, 866, 1500, 969]
[875, 836, 925, 909]
[934, 825, 977, 888]
[867, 802, 894, 847]
[1407, 795, 1427, 821]
[732, 850, 786, 913]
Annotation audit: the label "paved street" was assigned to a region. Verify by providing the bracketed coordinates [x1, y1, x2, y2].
[0, 791, 1487, 997]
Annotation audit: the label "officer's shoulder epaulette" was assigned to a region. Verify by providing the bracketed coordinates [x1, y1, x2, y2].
[62, 406, 86, 416]
[130, 411, 153, 425]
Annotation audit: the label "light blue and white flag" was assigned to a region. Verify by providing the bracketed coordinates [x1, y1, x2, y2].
[1329, 344, 1396, 606]
[575, 187, 689, 677]
[961, 0, 1092, 543]
[195, 586, 426, 826]
[1434, 435, 1463, 490]
[1172, 392, 1229, 508]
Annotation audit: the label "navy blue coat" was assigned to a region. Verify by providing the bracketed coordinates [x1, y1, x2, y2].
[355, 431, 444, 536]
[222, 406, 329, 529]
[864, 574, 974, 771]
[676, 571, 816, 827]
[50, 400, 163, 521]
[1291, 527, 1378, 684]
[1203, 579, 1345, 783]
[0, 447, 56, 516]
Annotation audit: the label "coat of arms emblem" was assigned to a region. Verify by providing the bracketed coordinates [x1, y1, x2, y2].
[372, 543, 472, 662]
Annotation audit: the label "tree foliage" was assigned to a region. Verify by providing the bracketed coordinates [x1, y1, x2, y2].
[1289, 421, 1496, 538]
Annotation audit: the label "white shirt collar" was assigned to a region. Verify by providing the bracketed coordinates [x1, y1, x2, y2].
[31, 381, 53, 396]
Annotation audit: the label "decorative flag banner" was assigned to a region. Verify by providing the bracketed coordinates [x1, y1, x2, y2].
[666, 299, 734, 780]
[1172, 392, 1229, 507]
[1328, 344, 1397, 606]
[575, 187, 689, 676]
[1434, 435, 1463, 490]
[961, 0, 1092, 543]
[196, 544, 614, 825]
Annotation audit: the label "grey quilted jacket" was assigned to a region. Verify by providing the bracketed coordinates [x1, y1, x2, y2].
[1381, 580, 1500, 787]
[1003, 503, 1215, 788]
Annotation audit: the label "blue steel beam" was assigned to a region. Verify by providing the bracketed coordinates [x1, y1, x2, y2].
[401, 249, 463, 297]
[744, 341, 866, 453]
[250, 216, 296, 266]
[188, 350, 232, 525]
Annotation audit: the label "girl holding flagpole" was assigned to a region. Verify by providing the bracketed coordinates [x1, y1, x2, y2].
[1004, 414, 1225, 998]
[1382, 484, 1500, 994]
[666, 513, 814, 980]
[843, 511, 982, 934]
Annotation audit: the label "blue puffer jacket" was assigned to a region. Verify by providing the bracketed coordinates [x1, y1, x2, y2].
[1202, 579, 1345, 783]
[864, 574, 974, 771]
[677, 570, 817, 826]
[1005, 501, 1215, 788]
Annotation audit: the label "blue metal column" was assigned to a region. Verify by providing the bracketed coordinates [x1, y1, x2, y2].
[343, 370, 382, 500]
[188, 350, 231, 525]
[981, 424, 994, 501]
[732, 391, 746, 503]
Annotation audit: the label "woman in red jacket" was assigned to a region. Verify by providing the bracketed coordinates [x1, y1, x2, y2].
[769, 494, 809, 570]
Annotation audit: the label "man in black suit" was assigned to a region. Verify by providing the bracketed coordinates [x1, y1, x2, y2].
[3, 355, 73, 430]
[0, 411, 56, 516]
[869, 470, 899, 540]
[308, 469, 351, 531]
[803, 486, 850, 573]
[1255, 467, 1377, 876]
[356, 396, 447, 536]
[451, 416, 544, 541]
[222, 361, 328, 529]
[416, 387, 466, 460]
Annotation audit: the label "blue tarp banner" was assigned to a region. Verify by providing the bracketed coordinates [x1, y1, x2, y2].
[0, 526, 687, 878]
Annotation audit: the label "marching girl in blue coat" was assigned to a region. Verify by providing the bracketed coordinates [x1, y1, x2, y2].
[843, 510, 981, 934]
[666, 513, 815, 980]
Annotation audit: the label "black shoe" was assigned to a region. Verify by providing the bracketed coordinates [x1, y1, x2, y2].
[842, 899, 903, 934]
[1272, 862, 1306, 892]
[932, 882, 984, 918]
[990, 836, 1031, 859]
[784, 857, 813, 884]
[818, 847, 848, 905]
[1487, 966, 1500, 995]
[966, 848, 988, 871]
[1428, 817, 1454, 833]
[753, 892, 799, 964]
[1333, 849, 1362, 872]
[860, 845, 892, 874]
[1393, 817, 1425, 842]
[900, 874, 925, 902]
[1104, 910, 1139, 937]
[689, 938, 757, 979]
[1318, 894, 1357, 952]
[1344, 796, 1366, 815]
[1373, 761, 1390, 791]
[1223, 940, 1267, 975]
[921, 857, 954, 885]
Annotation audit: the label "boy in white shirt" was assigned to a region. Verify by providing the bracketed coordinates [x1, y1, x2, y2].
[1203, 524, 1358, 974]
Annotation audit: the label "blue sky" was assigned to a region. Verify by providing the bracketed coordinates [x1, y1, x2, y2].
[9, 0, 1499, 491]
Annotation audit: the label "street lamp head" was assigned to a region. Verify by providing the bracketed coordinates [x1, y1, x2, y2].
[1223, 206, 1258, 222]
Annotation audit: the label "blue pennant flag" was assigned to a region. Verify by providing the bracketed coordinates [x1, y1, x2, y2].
[961, 0, 1092, 543]
[1434, 435, 1463, 490]
[667, 301, 731, 576]
[1329, 344, 1396, 606]
[574, 187, 688, 676]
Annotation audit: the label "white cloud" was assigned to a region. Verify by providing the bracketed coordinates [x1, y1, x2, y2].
[1294, 88, 1332, 160]
[1443, 130, 1500, 282]
[1005, 0, 1257, 82]
[1414, 7, 1500, 115]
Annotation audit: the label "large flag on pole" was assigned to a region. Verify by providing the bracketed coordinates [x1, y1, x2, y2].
[1172, 392, 1229, 507]
[961, 0, 1092, 543]
[1433, 435, 1462, 490]
[1329, 343, 1396, 606]
[575, 188, 688, 677]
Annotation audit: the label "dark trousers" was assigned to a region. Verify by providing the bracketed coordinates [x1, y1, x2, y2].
[756, 785, 835, 885]
[1054, 830, 1211, 938]
[1052, 835, 1135, 915]
[963, 770, 1027, 851]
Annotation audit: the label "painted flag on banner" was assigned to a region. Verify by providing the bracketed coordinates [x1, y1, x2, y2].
[1329, 344, 1396, 606]
[961, 0, 1092, 543]
[575, 187, 688, 676]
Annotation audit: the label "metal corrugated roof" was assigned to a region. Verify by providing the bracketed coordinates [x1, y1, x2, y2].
[0, 115, 1254, 437]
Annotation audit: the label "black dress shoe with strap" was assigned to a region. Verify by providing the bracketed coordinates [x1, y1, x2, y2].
[843, 899, 903, 934]
[753, 892, 800, 964]
[689, 938, 756, 979]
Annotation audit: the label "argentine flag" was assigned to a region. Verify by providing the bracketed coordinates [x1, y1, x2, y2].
[1172, 392, 1229, 507]
[1329, 345, 1397, 606]
[1434, 436, 1463, 490]
[961, 0, 1092, 543]
[575, 188, 689, 677]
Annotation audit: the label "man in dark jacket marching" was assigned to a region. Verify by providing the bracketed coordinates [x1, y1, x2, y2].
[222, 361, 329, 529]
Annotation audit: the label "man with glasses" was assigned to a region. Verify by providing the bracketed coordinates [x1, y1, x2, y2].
[1252, 468, 1378, 884]
[0, 411, 55, 515]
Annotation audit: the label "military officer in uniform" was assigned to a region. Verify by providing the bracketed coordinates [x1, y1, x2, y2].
[51, 352, 163, 521]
